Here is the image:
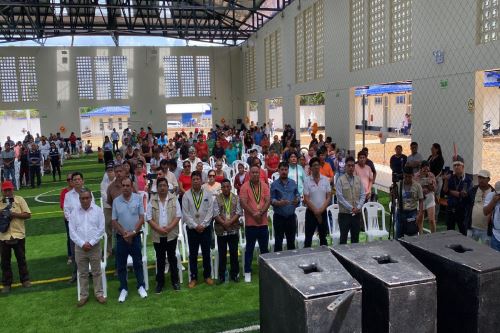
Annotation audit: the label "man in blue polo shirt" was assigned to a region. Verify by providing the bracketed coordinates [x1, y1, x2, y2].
[271, 162, 300, 252]
[112, 177, 147, 303]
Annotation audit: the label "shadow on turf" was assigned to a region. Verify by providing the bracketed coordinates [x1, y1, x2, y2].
[136, 310, 259, 333]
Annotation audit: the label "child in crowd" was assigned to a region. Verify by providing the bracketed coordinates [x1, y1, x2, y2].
[97, 147, 104, 163]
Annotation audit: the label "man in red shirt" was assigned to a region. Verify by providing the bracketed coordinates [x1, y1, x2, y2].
[239, 165, 270, 283]
[139, 128, 147, 140]
[195, 138, 209, 162]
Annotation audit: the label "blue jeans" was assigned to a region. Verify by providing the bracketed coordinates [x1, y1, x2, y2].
[244, 226, 269, 273]
[3, 167, 15, 188]
[116, 234, 144, 292]
[491, 235, 500, 252]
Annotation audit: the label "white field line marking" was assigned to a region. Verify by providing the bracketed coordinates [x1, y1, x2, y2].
[218, 325, 260, 333]
[34, 189, 60, 204]
[23, 181, 102, 199]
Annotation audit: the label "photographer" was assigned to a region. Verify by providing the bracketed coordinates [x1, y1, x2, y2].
[0, 180, 32, 294]
[393, 167, 424, 239]
[390, 145, 407, 184]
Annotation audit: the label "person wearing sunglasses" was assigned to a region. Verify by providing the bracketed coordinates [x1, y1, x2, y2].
[203, 170, 221, 196]
[178, 162, 193, 199]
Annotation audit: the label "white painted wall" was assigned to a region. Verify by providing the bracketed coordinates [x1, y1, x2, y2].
[0, 46, 243, 139]
[241, 0, 500, 173]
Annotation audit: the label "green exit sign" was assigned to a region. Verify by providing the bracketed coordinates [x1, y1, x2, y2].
[440, 79, 448, 89]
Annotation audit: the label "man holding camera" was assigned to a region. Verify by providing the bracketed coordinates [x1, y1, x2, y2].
[0, 180, 32, 294]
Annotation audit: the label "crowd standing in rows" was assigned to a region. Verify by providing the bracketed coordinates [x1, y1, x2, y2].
[1, 123, 499, 307]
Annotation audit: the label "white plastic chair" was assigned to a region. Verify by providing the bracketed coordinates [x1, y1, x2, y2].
[126, 224, 149, 291]
[327, 204, 341, 245]
[362, 202, 389, 242]
[271, 172, 280, 182]
[209, 156, 216, 168]
[241, 153, 249, 163]
[295, 206, 307, 248]
[77, 234, 108, 301]
[182, 223, 215, 280]
[222, 165, 234, 179]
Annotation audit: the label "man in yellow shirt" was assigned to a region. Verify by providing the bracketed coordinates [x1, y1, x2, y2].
[0, 180, 32, 294]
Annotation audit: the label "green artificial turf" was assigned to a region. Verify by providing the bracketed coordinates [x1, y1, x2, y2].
[0, 155, 450, 333]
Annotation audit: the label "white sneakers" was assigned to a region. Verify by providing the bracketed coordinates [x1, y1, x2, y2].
[138, 286, 148, 299]
[118, 289, 128, 303]
[118, 287, 147, 303]
[244, 273, 252, 283]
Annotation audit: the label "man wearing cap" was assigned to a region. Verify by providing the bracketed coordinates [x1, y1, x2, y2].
[0, 180, 32, 293]
[465, 170, 493, 244]
[484, 181, 500, 252]
[443, 155, 472, 235]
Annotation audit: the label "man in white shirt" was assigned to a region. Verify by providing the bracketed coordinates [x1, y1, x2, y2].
[69, 188, 106, 307]
[484, 181, 500, 252]
[303, 157, 332, 247]
[64, 172, 95, 221]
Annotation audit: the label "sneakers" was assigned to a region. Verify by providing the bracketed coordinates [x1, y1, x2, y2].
[230, 275, 240, 283]
[138, 286, 148, 298]
[172, 283, 181, 291]
[77, 297, 88, 308]
[188, 279, 197, 289]
[205, 278, 215, 286]
[244, 273, 251, 283]
[96, 296, 107, 304]
[118, 289, 128, 303]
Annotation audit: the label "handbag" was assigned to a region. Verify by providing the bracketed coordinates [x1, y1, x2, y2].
[0, 201, 13, 233]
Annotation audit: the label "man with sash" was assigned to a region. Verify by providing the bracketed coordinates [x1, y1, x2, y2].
[182, 170, 215, 288]
[213, 179, 242, 283]
[147, 177, 182, 294]
[239, 165, 271, 283]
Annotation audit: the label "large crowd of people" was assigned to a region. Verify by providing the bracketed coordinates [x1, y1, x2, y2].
[0, 122, 499, 307]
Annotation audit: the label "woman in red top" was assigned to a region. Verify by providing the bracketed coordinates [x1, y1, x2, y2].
[265, 147, 280, 179]
[178, 160, 193, 196]
[260, 134, 270, 155]
[213, 159, 228, 183]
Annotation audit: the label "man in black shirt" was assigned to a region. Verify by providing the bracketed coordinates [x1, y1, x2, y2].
[28, 143, 41, 188]
[390, 145, 407, 182]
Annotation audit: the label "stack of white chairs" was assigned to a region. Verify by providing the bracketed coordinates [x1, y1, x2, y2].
[77, 234, 108, 301]
[271, 172, 280, 183]
[295, 206, 307, 248]
[327, 204, 341, 245]
[362, 202, 389, 242]
[14, 160, 20, 190]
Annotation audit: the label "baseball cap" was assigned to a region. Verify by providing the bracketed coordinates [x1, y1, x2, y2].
[1, 180, 14, 191]
[105, 162, 114, 171]
[453, 155, 464, 166]
[477, 170, 491, 178]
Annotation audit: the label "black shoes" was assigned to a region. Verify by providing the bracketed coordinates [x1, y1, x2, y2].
[155, 285, 163, 294]
[172, 283, 181, 291]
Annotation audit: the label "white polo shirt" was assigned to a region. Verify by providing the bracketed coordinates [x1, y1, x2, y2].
[303, 174, 331, 210]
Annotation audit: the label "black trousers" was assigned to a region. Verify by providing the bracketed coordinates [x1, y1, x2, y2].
[29, 165, 41, 187]
[50, 159, 61, 180]
[304, 209, 329, 248]
[217, 233, 239, 280]
[273, 213, 296, 252]
[338, 213, 361, 244]
[153, 237, 179, 287]
[187, 226, 212, 280]
[104, 150, 113, 166]
[447, 206, 467, 236]
[112, 140, 119, 152]
[64, 219, 72, 257]
[1, 238, 30, 286]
